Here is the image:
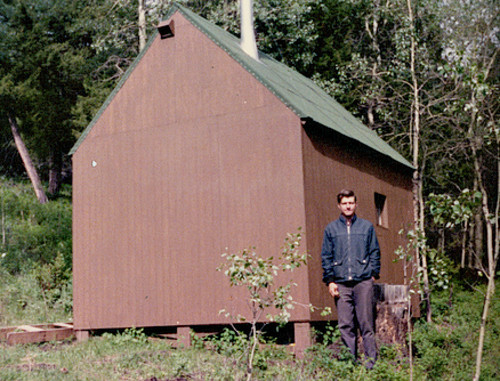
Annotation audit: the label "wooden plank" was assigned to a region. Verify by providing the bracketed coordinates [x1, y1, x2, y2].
[0, 327, 16, 340]
[7, 327, 74, 345]
[17, 325, 44, 332]
[53, 323, 73, 329]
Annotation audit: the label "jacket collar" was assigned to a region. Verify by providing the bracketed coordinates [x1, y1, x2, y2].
[339, 214, 357, 225]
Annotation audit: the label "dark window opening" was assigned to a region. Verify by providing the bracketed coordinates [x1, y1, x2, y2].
[374, 193, 388, 228]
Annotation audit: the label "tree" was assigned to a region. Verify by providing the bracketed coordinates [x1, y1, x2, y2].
[0, 66, 48, 203]
[0, 0, 100, 194]
[427, 190, 482, 268]
[218, 230, 330, 380]
[435, 0, 499, 378]
[8, 115, 48, 204]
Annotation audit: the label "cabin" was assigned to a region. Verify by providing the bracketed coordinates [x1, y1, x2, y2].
[70, 4, 414, 351]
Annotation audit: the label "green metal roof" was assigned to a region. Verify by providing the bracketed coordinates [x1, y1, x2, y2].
[70, 3, 413, 169]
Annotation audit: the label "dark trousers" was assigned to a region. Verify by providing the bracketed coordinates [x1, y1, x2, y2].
[336, 278, 377, 368]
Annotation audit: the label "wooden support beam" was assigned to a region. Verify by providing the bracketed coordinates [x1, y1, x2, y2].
[293, 322, 311, 358]
[177, 326, 191, 348]
[75, 330, 90, 342]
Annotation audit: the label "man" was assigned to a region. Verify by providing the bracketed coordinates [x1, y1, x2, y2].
[321, 189, 380, 369]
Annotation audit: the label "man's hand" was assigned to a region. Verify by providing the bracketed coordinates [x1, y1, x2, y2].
[328, 282, 339, 298]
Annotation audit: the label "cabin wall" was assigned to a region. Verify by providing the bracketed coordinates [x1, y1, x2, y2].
[72, 13, 310, 330]
[301, 124, 413, 320]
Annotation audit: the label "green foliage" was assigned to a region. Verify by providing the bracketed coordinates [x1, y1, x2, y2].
[305, 337, 415, 381]
[0, 178, 72, 324]
[0, 267, 72, 326]
[395, 228, 454, 293]
[0, 178, 72, 275]
[217, 229, 330, 379]
[427, 189, 482, 229]
[218, 229, 313, 325]
[0, 0, 104, 181]
[0, 278, 497, 380]
[311, 321, 341, 346]
[102, 327, 149, 346]
[198, 0, 318, 75]
[206, 327, 249, 358]
[412, 284, 500, 380]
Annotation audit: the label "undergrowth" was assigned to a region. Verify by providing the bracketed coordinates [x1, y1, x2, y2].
[0, 282, 497, 380]
[0, 178, 72, 326]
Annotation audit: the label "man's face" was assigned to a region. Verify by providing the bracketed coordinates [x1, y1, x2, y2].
[338, 196, 357, 218]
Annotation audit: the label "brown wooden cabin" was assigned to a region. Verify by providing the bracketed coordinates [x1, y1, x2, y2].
[70, 4, 414, 349]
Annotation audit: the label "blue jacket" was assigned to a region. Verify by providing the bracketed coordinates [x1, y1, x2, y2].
[321, 214, 381, 284]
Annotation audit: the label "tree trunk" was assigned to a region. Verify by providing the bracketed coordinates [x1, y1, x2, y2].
[1, 202, 5, 245]
[461, 221, 468, 268]
[469, 62, 499, 380]
[407, 0, 431, 322]
[138, 0, 147, 52]
[474, 179, 484, 268]
[468, 220, 475, 268]
[473, 199, 497, 381]
[364, 0, 381, 130]
[48, 152, 62, 195]
[8, 114, 48, 204]
[473, 275, 495, 381]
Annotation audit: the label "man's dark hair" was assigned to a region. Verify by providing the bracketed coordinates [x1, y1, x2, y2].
[337, 189, 356, 204]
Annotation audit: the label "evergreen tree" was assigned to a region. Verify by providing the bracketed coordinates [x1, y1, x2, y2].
[0, 0, 98, 193]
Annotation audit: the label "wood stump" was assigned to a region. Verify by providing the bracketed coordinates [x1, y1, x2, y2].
[374, 284, 410, 354]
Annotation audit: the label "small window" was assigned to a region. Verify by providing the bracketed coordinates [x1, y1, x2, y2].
[374, 193, 388, 228]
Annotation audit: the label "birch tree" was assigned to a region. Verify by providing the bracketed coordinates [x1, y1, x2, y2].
[436, 0, 499, 378]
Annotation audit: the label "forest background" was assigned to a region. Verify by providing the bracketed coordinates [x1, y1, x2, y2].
[0, 0, 498, 380]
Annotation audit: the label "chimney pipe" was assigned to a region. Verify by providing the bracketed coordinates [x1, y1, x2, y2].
[240, 0, 260, 61]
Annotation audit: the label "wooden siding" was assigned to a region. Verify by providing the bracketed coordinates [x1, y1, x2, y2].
[72, 13, 311, 330]
[301, 124, 414, 321]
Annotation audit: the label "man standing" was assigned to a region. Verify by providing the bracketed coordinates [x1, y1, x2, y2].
[321, 189, 380, 369]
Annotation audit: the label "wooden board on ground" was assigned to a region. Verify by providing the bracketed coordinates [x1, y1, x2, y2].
[0, 323, 74, 345]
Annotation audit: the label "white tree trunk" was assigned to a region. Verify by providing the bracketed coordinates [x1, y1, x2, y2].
[469, 58, 499, 379]
[8, 114, 48, 204]
[138, 0, 147, 52]
[406, 0, 431, 322]
[471, 143, 498, 381]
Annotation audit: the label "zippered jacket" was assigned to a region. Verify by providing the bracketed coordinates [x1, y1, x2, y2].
[321, 214, 380, 284]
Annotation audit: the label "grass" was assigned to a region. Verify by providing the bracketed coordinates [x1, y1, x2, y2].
[0, 332, 404, 380]
[0, 281, 498, 380]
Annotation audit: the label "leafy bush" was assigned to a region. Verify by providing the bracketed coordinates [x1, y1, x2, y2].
[412, 283, 500, 380]
[0, 268, 72, 325]
[0, 178, 73, 325]
[102, 327, 149, 345]
[0, 178, 72, 276]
